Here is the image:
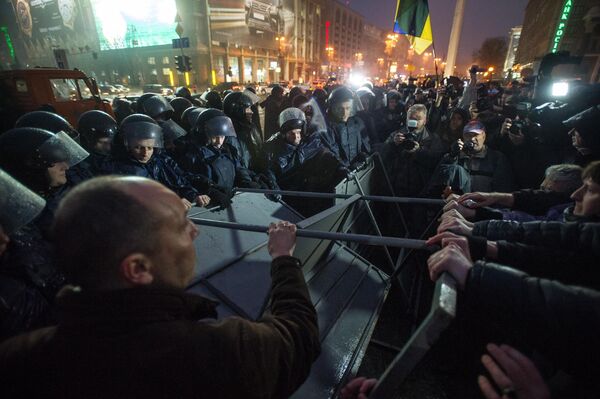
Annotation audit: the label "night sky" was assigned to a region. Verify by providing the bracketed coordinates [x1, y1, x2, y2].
[349, 0, 528, 67]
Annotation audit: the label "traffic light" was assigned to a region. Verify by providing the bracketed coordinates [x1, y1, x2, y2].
[175, 55, 184, 72]
[183, 55, 192, 72]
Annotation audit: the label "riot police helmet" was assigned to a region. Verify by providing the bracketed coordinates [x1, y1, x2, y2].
[278, 107, 306, 134]
[193, 108, 236, 144]
[142, 95, 174, 121]
[77, 110, 118, 144]
[175, 86, 192, 99]
[223, 91, 254, 121]
[170, 97, 193, 123]
[120, 114, 164, 148]
[201, 90, 223, 110]
[15, 110, 79, 140]
[0, 127, 89, 192]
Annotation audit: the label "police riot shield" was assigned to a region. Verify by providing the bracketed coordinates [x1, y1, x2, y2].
[158, 119, 188, 141]
[0, 168, 46, 234]
[38, 131, 90, 167]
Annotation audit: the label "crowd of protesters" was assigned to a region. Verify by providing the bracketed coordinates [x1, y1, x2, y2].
[0, 66, 599, 398]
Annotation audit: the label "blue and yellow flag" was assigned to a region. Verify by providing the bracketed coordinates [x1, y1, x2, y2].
[393, 0, 433, 55]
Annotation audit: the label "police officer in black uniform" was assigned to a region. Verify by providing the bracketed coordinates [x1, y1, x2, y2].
[101, 114, 210, 210]
[265, 107, 325, 189]
[223, 91, 265, 173]
[15, 110, 93, 185]
[141, 95, 188, 164]
[180, 109, 257, 209]
[77, 110, 118, 176]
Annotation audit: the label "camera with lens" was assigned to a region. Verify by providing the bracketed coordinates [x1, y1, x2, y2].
[463, 140, 476, 154]
[402, 119, 419, 150]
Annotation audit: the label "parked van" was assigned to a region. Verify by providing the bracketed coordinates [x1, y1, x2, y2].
[0, 68, 114, 130]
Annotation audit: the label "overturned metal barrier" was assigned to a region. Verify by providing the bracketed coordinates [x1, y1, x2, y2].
[185, 193, 391, 398]
[368, 273, 458, 399]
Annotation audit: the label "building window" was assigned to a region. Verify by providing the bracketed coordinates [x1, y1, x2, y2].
[162, 56, 169, 64]
[162, 68, 171, 75]
[148, 57, 156, 65]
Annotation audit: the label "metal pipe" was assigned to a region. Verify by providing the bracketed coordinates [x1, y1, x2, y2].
[235, 188, 445, 206]
[189, 218, 430, 250]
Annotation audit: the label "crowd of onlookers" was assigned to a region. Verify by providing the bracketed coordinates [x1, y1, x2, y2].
[0, 68, 599, 398]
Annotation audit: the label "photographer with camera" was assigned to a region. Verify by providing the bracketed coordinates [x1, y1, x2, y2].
[380, 104, 445, 197]
[435, 120, 515, 194]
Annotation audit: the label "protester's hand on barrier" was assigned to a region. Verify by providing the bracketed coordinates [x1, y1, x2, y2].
[181, 198, 193, 211]
[443, 200, 476, 220]
[500, 118, 512, 137]
[339, 377, 378, 399]
[267, 221, 297, 259]
[195, 195, 211, 208]
[437, 216, 473, 236]
[479, 344, 551, 399]
[457, 192, 510, 208]
[393, 132, 405, 145]
[427, 242, 472, 289]
[445, 193, 460, 202]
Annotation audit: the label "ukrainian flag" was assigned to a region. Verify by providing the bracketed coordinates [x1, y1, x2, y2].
[393, 0, 433, 55]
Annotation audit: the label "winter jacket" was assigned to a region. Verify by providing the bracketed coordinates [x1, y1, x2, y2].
[260, 95, 283, 138]
[380, 127, 445, 197]
[264, 132, 324, 187]
[462, 262, 600, 385]
[440, 146, 515, 193]
[229, 119, 265, 173]
[0, 256, 320, 399]
[322, 117, 369, 167]
[101, 152, 199, 201]
[0, 223, 64, 340]
[180, 142, 254, 192]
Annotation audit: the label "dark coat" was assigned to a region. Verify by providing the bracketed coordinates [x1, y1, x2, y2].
[374, 107, 405, 143]
[462, 262, 600, 386]
[228, 119, 266, 173]
[469, 221, 600, 289]
[264, 132, 324, 188]
[440, 146, 515, 193]
[321, 117, 369, 167]
[101, 152, 199, 201]
[380, 128, 445, 197]
[0, 256, 320, 399]
[180, 142, 254, 192]
[0, 223, 64, 340]
[260, 95, 283, 138]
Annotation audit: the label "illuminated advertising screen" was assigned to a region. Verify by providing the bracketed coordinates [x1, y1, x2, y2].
[209, 0, 295, 50]
[12, 0, 83, 39]
[90, 0, 179, 50]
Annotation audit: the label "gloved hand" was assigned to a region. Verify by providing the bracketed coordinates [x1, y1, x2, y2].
[207, 186, 233, 210]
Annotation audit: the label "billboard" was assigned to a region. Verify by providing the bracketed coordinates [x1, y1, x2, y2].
[89, 0, 179, 50]
[209, 0, 295, 50]
[12, 0, 85, 41]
